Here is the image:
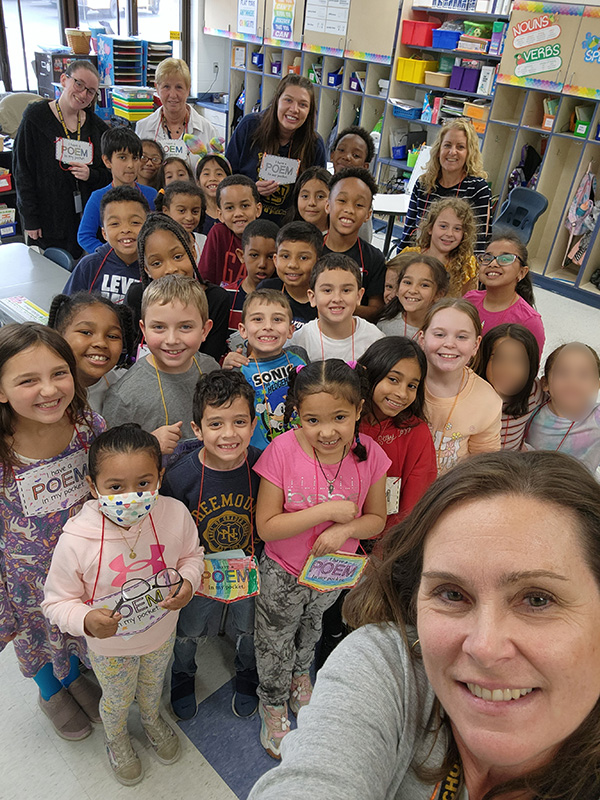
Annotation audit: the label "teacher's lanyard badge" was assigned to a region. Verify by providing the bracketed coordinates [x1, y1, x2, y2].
[195, 453, 260, 603]
[430, 763, 462, 800]
[56, 100, 87, 215]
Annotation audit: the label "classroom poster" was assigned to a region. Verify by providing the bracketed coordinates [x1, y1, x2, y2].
[237, 0, 258, 35]
[272, 0, 296, 41]
[305, 0, 350, 37]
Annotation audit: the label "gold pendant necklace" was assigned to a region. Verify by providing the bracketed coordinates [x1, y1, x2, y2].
[117, 523, 143, 559]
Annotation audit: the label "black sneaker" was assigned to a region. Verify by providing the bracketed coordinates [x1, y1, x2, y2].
[590, 268, 600, 287]
[170, 672, 197, 720]
[232, 668, 259, 718]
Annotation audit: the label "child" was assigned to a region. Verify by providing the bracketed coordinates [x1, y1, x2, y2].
[323, 167, 385, 320]
[138, 139, 164, 190]
[377, 253, 449, 339]
[383, 261, 401, 306]
[464, 229, 545, 355]
[195, 152, 232, 236]
[418, 298, 502, 475]
[292, 253, 384, 361]
[401, 196, 477, 297]
[49, 292, 134, 414]
[253, 360, 390, 757]
[0, 323, 104, 741]
[222, 219, 278, 337]
[161, 371, 262, 720]
[104, 275, 220, 454]
[162, 180, 207, 262]
[229, 289, 308, 450]
[199, 174, 263, 285]
[160, 155, 196, 187]
[65, 185, 149, 303]
[42, 424, 203, 785]
[525, 342, 600, 474]
[259, 220, 322, 331]
[475, 323, 544, 451]
[330, 126, 375, 242]
[358, 336, 436, 527]
[125, 213, 231, 362]
[78, 128, 157, 254]
[284, 166, 331, 232]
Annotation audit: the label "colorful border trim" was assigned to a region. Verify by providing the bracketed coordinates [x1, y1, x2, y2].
[229, 31, 263, 44]
[583, 5, 600, 17]
[513, 1, 583, 13]
[302, 43, 344, 57]
[497, 71, 563, 90]
[563, 84, 600, 100]
[264, 37, 303, 50]
[343, 49, 392, 65]
[203, 27, 230, 38]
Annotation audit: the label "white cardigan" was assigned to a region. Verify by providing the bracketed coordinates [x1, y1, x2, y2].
[135, 105, 218, 170]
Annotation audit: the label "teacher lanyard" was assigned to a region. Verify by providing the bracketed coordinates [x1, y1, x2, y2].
[429, 763, 462, 800]
[56, 98, 81, 141]
[252, 352, 292, 438]
[159, 107, 189, 140]
[152, 355, 202, 425]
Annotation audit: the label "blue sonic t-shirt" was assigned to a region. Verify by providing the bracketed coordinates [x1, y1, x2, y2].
[240, 347, 307, 450]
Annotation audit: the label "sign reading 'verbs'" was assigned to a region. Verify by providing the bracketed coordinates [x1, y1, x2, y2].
[512, 13, 563, 77]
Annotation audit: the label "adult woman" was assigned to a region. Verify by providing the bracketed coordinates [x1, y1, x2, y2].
[135, 58, 218, 168]
[13, 60, 110, 258]
[249, 450, 600, 800]
[401, 118, 491, 253]
[225, 74, 327, 225]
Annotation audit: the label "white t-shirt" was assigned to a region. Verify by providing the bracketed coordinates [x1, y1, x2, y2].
[86, 367, 125, 415]
[291, 316, 384, 361]
[377, 314, 420, 340]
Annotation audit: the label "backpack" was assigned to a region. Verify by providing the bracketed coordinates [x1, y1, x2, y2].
[507, 144, 542, 192]
[563, 166, 598, 266]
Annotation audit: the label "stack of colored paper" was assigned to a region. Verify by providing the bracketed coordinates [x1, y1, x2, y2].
[112, 86, 155, 121]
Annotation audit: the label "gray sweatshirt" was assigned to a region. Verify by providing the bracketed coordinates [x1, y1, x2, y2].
[249, 623, 450, 799]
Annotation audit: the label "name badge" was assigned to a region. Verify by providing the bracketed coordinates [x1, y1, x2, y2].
[298, 552, 368, 593]
[15, 449, 89, 517]
[92, 585, 169, 637]
[385, 476, 401, 516]
[161, 138, 189, 158]
[259, 153, 300, 184]
[55, 137, 93, 165]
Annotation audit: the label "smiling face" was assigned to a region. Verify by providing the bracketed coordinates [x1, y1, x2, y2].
[218, 185, 262, 237]
[419, 307, 480, 375]
[479, 239, 528, 290]
[276, 85, 312, 140]
[61, 305, 123, 388]
[543, 344, 600, 420]
[439, 129, 468, 180]
[143, 229, 196, 280]
[138, 142, 163, 184]
[297, 178, 329, 231]
[237, 236, 276, 287]
[429, 209, 464, 256]
[273, 240, 318, 293]
[372, 357, 422, 421]
[0, 344, 74, 425]
[157, 74, 190, 120]
[238, 300, 293, 359]
[308, 268, 363, 329]
[101, 199, 147, 264]
[163, 161, 191, 186]
[192, 396, 256, 471]
[198, 159, 228, 201]
[326, 177, 372, 239]
[165, 193, 203, 234]
[60, 67, 99, 113]
[417, 495, 600, 775]
[384, 268, 400, 305]
[398, 262, 441, 317]
[296, 391, 361, 463]
[331, 133, 370, 172]
[140, 300, 211, 373]
[485, 337, 530, 399]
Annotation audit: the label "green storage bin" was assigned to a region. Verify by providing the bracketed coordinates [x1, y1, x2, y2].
[463, 20, 493, 38]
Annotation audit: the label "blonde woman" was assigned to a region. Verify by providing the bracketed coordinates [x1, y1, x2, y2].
[400, 118, 491, 253]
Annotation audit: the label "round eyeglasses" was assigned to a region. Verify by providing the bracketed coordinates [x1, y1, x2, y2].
[111, 568, 183, 617]
[477, 252, 524, 267]
[67, 74, 99, 101]
[141, 154, 163, 165]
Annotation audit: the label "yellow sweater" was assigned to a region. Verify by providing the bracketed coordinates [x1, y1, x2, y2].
[400, 246, 477, 297]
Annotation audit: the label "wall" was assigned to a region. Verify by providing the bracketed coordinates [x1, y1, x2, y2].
[191, 0, 229, 94]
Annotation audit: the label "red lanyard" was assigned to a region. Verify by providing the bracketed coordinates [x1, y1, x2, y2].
[323, 234, 366, 277]
[524, 399, 576, 450]
[227, 279, 244, 331]
[157, 107, 190, 139]
[318, 318, 354, 361]
[88, 247, 114, 293]
[222, 231, 245, 285]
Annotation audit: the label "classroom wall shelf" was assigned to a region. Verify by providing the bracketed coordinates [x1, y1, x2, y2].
[403, 44, 502, 62]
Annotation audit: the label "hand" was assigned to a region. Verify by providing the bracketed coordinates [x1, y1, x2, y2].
[26, 228, 42, 240]
[223, 350, 249, 369]
[69, 163, 90, 181]
[322, 500, 359, 525]
[311, 523, 354, 557]
[84, 608, 121, 638]
[256, 179, 280, 197]
[152, 421, 183, 454]
[160, 579, 193, 611]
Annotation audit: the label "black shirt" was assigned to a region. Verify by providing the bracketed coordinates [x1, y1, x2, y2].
[322, 237, 385, 305]
[257, 277, 318, 332]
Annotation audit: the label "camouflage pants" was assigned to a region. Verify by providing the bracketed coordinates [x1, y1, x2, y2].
[254, 552, 341, 706]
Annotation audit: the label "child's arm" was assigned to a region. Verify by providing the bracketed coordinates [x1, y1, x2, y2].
[311, 475, 387, 557]
[77, 191, 104, 253]
[468, 405, 502, 455]
[256, 478, 359, 543]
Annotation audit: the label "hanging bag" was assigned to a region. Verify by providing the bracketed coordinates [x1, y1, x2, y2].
[563, 163, 597, 265]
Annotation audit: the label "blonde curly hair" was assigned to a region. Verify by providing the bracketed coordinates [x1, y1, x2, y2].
[415, 197, 476, 296]
[420, 119, 487, 194]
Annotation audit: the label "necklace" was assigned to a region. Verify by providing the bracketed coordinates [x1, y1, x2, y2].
[116, 522, 144, 560]
[152, 355, 202, 425]
[434, 367, 468, 470]
[314, 445, 347, 498]
[480, 292, 518, 331]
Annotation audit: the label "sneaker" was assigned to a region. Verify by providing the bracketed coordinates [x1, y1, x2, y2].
[289, 672, 313, 717]
[170, 672, 197, 720]
[232, 668, 259, 718]
[38, 688, 92, 741]
[105, 733, 144, 786]
[144, 715, 181, 765]
[258, 701, 291, 759]
[67, 674, 102, 723]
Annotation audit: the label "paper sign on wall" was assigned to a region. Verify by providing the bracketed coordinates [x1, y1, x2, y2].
[238, 0, 258, 35]
[305, 0, 350, 37]
[55, 137, 93, 165]
[15, 450, 89, 517]
[259, 153, 300, 184]
[272, 0, 296, 42]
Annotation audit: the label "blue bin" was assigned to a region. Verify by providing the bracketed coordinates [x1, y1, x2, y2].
[431, 29, 462, 50]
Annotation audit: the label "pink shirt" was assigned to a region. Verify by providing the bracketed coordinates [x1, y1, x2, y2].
[254, 429, 391, 576]
[464, 290, 546, 355]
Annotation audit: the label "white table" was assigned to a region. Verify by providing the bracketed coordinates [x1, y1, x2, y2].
[373, 193, 410, 258]
[0, 242, 68, 311]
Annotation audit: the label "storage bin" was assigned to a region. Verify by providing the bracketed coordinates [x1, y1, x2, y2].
[401, 20, 439, 47]
[425, 70, 451, 87]
[349, 76, 362, 91]
[392, 145, 408, 160]
[431, 29, 461, 50]
[327, 71, 343, 87]
[470, 119, 486, 134]
[251, 51, 264, 68]
[463, 20, 493, 38]
[574, 120, 590, 138]
[0, 222, 17, 237]
[0, 208, 15, 225]
[396, 56, 439, 84]
[463, 101, 489, 120]
[287, 64, 300, 74]
[391, 101, 422, 120]
[271, 61, 282, 75]
[449, 66, 480, 92]
[542, 113, 555, 131]
[0, 174, 12, 192]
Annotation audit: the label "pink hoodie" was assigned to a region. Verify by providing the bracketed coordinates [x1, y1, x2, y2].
[42, 495, 204, 657]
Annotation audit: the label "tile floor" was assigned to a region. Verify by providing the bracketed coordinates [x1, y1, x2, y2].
[1, 281, 598, 799]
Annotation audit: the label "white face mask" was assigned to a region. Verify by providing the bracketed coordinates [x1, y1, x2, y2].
[96, 488, 159, 528]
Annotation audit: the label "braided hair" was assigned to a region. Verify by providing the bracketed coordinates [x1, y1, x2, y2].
[136, 212, 203, 288]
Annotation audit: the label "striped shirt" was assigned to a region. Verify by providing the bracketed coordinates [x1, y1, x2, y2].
[501, 379, 546, 451]
[400, 175, 492, 253]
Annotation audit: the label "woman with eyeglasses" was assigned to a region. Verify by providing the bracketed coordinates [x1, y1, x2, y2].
[13, 60, 111, 259]
[464, 229, 545, 355]
[137, 139, 165, 190]
[400, 118, 492, 254]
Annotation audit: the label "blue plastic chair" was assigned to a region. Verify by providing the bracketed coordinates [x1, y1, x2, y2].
[493, 186, 548, 244]
[44, 247, 75, 273]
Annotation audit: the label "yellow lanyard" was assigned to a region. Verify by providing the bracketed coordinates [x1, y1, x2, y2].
[56, 99, 81, 141]
[152, 355, 202, 425]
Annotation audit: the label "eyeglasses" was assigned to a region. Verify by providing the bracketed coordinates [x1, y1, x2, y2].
[140, 154, 163, 165]
[111, 568, 183, 617]
[477, 252, 524, 267]
[67, 74, 99, 101]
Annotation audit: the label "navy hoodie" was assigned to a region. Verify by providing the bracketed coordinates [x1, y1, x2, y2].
[63, 243, 140, 304]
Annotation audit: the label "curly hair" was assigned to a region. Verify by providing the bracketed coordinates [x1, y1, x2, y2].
[136, 212, 202, 288]
[420, 118, 487, 194]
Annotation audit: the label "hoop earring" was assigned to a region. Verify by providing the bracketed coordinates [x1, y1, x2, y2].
[411, 639, 421, 656]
